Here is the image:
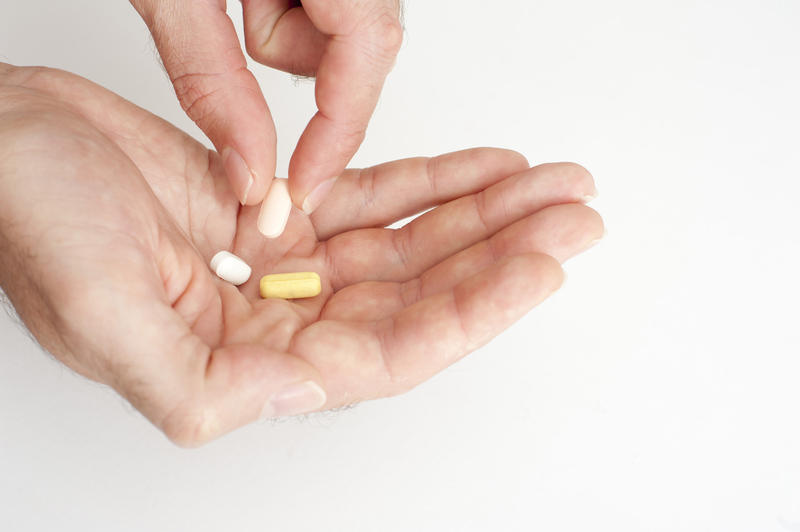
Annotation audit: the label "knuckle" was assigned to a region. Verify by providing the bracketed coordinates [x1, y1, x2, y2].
[243, 37, 261, 62]
[243, 27, 268, 62]
[171, 73, 226, 126]
[355, 7, 403, 60]
[147, 0, 181, 30]
[242, 36, 276, 68]
[391, 227, 414, 270]
[356, 167, 379, 210]
[368, 10, 404, 55]
[134, 0, 175, 36]
[169, 66, 263, 135]
[424, 156, 441, 195]
[128, 0, 150, 21]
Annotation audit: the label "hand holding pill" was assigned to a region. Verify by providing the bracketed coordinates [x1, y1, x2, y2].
[129, 0, 403, 225]
[0, 65, 603, 446]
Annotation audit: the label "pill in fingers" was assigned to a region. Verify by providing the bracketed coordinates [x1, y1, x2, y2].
[258, 178, 292, 238]
[209, 251, 252, 286]
[260, 272, 322, 299]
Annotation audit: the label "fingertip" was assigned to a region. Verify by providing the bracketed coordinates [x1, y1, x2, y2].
[221, 146, 272, 206]
[558, 162, 598, 202]
[285, 157, 317, 214]
[488, 148, 530, 173]
[548, 255, 567, 293]
[300, 177, 338, 215]
[243, 170, 270, 207]
[163, 344, 324, 446]
[286, 156, 309, 211]
[554, 203, 605, 260]
[288, 112, 365, 212]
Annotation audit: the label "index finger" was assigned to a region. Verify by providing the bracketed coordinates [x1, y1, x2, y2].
[131, 0, 277, 206]
[289, 0, 404, 214]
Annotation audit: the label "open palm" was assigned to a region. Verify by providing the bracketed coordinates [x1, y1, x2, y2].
[0, 64, 603, 446]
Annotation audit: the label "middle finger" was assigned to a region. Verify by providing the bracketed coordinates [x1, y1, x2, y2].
[321, 162, 597, 289]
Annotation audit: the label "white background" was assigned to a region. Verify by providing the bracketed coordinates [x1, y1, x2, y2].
[2, 1, 799, 530]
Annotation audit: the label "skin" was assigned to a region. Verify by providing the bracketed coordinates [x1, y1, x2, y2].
[0, 64, 604, 446]
[128, 0, 405, 209]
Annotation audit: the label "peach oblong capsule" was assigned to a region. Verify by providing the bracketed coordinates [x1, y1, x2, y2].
[259, 272, 322, 299]
[257, 178, 292, 239]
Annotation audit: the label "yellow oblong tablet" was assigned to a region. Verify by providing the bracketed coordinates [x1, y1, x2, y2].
[259, 272, 322, 299]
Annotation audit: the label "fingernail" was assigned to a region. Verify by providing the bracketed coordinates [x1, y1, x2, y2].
[257, 178, 292, 238]
[581, 188, 599, 203]
[301, 177, 337, 215]
[222, 147, 256, 205]
[260, 380, 327, 420]
[241, 176, 254, 205]
[588, 227, 607, 247]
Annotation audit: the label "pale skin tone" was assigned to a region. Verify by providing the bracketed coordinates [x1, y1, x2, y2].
[129, 0, 405, 210]
[0, 64, 604, 446]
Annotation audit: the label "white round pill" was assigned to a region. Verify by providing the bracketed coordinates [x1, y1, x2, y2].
[209, 251, 252, 286]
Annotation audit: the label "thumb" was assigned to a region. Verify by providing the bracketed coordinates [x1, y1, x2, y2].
[41, 231, 326, 447]
[97, 232, 327, 447]
[131, 0, 276, 205]
[164, 343, 328, 446]
[114, 229, 327, 447]
[75, 295, 327, 447]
